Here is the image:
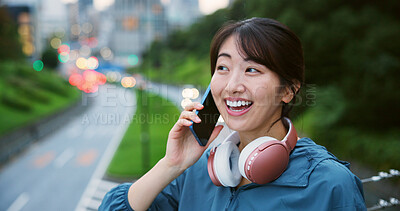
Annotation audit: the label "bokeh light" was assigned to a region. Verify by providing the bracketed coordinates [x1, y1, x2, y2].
[18, 24, 29, 36]
[76, 57, 88, 69]
[79, 45, 91, 57]
[121, 76, 136, 88]
[106, 71, 121, 82]
[78, 35, 88, 45]
[83, 70, 98, 83]
[88, 37, 98, 48]
[87, 56, 99, 69]
[33, 60, 44, 71]
[127, 54, 139, 66]
[69, 73, 83, 86]
[58, 44, 70, 54]
[22, 43, 34, 55]
[58, 53, 69, 63]
[69, 50, 79, 61]
[100, 47, 113, 60]
[82, 22, 93, 34]
[182, 88, 199, 99]
[50, 38, 62, 49]
[122, 17, 139, 31]
[181, 98, 192, 109]
[191, 88, 199, 99]
[182, 88, 191, 98]
[68, 70, 107, 93]
[71, 24, 80, 36]
[80, 82, 98, 93]
[97, 73, 107, 85]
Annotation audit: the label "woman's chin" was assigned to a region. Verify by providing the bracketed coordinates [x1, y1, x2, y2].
[223, 119, 250, 132]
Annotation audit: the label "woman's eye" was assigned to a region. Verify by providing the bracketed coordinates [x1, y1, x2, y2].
[246, 68, 260, 73]
[217, 66, 228, 71]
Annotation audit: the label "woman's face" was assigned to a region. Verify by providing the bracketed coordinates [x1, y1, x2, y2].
[210, 35, 288, 133]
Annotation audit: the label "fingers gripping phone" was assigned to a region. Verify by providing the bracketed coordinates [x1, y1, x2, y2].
[189, 85, 220, 146]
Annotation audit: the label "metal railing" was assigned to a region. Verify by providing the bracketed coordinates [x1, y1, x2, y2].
[362, 169, 400, 211]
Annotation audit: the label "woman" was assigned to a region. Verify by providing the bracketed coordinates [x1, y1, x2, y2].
[100, 18, 366, 210]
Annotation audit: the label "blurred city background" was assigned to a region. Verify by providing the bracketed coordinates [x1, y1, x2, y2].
[0, 0, 399, 210]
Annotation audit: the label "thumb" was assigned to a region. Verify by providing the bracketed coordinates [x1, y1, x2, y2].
[205, 125, 224, 148]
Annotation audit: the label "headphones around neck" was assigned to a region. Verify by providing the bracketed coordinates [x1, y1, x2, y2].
[207, 117, 298, 187]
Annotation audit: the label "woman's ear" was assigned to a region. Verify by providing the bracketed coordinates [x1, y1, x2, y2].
[281, 80, 301, 104]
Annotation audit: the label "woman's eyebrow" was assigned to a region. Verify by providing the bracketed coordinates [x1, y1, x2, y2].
[218, 52, 255, 63]
[217, 53, 231, 59]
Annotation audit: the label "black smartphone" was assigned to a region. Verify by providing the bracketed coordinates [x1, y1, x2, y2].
[189, 85, 220, 146]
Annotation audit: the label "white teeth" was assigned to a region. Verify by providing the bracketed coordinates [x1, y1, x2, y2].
[231, 108, 245, 112]
[226, 100, 253, 107]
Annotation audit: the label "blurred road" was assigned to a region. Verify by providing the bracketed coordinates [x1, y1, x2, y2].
[0, 84, 136, 211]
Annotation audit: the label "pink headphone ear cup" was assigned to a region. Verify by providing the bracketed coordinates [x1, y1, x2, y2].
[207, 148, 222, 186]
[212, 141, 241, 187]
[238, 137, 275, 181]
[239, 137, 290, 184]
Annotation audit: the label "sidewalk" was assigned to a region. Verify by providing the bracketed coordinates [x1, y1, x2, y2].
[76, 82, 189, 210]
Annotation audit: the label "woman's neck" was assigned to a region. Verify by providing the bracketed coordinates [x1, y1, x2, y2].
[237, 118, 288, 152]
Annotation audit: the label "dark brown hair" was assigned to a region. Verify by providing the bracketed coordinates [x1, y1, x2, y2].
[210, 17, 305, 119]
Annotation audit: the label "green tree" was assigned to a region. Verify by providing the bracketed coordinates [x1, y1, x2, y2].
[0, 7, 23, 60]
[41, 46, 58, 69]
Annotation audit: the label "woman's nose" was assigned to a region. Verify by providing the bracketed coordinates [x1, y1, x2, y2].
[225, 72, 245, 94]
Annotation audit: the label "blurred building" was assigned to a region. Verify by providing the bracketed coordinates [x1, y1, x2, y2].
[0, 0, 68, 58]
[1, 0, 68, 59]
[162, 0, 201, 31]
[78, 0, 93, 22]
[110, 0, 167, 67]
[1, 0, 202, 68]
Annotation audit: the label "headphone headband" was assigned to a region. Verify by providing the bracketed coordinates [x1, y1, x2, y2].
[217, 117, 297, 151]
[281, 117, 298, 152]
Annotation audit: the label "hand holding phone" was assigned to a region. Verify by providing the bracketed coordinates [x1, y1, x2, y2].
[189, 85, 220, 146]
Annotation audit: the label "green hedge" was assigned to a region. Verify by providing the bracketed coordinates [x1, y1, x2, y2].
[0, 61, 80, 135]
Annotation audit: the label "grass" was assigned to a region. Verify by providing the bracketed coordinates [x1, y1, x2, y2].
[0, 61, 81, 136]
[0, 87, 80, 135]
[106, 89, 180, 179]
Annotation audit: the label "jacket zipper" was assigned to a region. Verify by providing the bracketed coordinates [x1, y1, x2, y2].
[225, 187, 240, 210]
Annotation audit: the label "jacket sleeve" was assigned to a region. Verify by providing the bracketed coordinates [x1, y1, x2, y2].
[98, 183, 134, 211]
[99, 171, 187, 211]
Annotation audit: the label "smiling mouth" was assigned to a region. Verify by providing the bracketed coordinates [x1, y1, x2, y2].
[225, 100, 253, 112]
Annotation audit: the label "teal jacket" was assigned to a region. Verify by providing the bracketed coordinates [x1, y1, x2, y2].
[99, 138, 366, 210]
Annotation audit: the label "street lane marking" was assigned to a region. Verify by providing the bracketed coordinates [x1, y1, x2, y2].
[7, 192, 30, 211]
[54, 148, 75, 168]
[76, 149, 98, 166]
[33, 151, 55, 168]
